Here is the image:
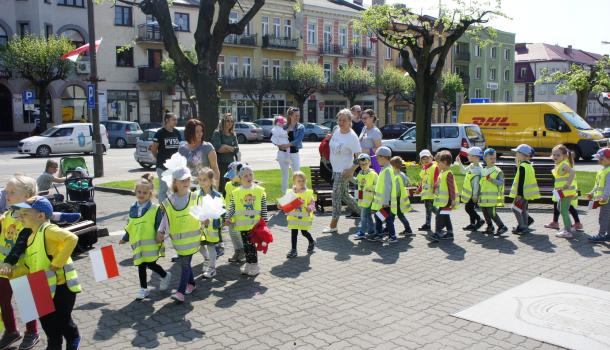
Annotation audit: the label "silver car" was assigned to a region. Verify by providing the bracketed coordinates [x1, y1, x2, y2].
[134, 127, 185, 168]
[303, 123, 331, 141]
[101, 120, 143, 148]
[235, 122, 263, 143]
[253, 118, 275, 139]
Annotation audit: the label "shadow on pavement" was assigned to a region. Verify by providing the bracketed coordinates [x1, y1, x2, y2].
[214, 278, 268, 309]
[517, 233, 557, 253]
[270, 253, 312, 279]
[466, 231, 518, 255]
[567, 234, 601, 258]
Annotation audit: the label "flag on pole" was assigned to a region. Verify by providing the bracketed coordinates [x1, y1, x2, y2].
[375, 208, 390, 222]
[60, 38, 103, 62]
[10, 271, 55, 323]
[89, 245, 119, 282]
[277, 191, 304, 213]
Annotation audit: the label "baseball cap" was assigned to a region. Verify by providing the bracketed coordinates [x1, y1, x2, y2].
[483, 148, 496, 157]
[467, 147, 483, 157]
[375, 146, 392, 158]
[12, 196, 53, 219]
[511, 144, 534, 156]
[224, 161, 243, 179]
[419, 149, 432, 158]
[594, 148, 610, 160]
[357, 153, 371, 161]
[172, 166, 191, 181]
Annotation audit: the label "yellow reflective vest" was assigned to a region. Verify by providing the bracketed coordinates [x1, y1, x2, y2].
[286, 189, 315, 230]
[197, 191, 223, 244]
[372, 166, 393, 211]
[125, 204, 164, 266]
[224, 181, 239, 207]
[460, 164, 482, 203]
[163, 193, 201, 256]
[433, 170, 458, 208]
[232, 185, 265, 231]
[509, 161, 541, 200]
[592, 166, 610, 205]
[479, 166, 504, 207]
[419, 162, 437, 200]
[552, 159, 577, 197]
[0, 210, 25, 279]
[392, 171, 412, 214]
[356, 170, 378, 208]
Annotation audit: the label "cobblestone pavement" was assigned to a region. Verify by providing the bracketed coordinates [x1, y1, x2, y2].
[39, 199, 610, 349]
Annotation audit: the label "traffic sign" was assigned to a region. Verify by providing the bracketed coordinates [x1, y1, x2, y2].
[469, 98, 491, 104]
[87, 84, 95, 109]
[22, 90, 34, 104]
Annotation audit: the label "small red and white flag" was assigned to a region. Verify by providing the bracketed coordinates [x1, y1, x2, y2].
[375, 208, 390, 222]
[459, 147, 469, 158]
[277, 192, 304, 213]
[588, 200, 600, 210]
[552, 189, 565, 202]
[89, 245, 119, 282]
[512, 198, 525, 214]
[60, 38, 102, 62]
[439, 208, 452, 215]
[10, 271, 55, 323]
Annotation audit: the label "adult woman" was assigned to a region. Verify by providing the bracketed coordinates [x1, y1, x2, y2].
[322, 109, 362, 233]
[178, 119, 220, 187]
[211, 113, 240, 194]
[151, 112, 181, 203]
[359, 109, 382, 155]
[277, 107, 305, 194]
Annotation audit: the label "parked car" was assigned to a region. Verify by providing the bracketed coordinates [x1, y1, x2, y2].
[140, 122, 163, 131]
[133, 127, 185, 168]
[101, 120, 143, 148]
[235, 122, 263, 143]
[321, 120, 337, 131]
[253, 118, 275, 138]
[601, 128, 610, 138]
[381, 123, 486, 160]
[380, 122, 415, 139]
[18, 123, 110, 157]
[303, 123, 331, 141]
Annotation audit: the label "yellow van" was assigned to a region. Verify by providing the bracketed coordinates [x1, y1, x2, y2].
[458, 102, 607, 160]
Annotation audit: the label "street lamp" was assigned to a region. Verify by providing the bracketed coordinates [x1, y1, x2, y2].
[87, 0, 103, 177]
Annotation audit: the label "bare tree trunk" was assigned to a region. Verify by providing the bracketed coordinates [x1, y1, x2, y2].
[415, 73, 437, 152]
[194, 77, 220, 141]
[37, 84, 49, 131]
[384, 97, 390, 125]
[188, 98, 198, 119]
[576, 89, 589, 119]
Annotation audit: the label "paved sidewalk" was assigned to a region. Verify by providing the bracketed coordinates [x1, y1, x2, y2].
[42, 202, 610, 349]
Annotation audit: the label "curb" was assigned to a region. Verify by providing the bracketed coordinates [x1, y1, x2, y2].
[95, 186, 134, 196]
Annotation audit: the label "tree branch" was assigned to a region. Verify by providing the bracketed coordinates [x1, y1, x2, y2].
[229, 0, 265, 35]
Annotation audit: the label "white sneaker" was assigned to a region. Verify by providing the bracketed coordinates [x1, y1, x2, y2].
[159, 271, 172, 291]
[135, 288, 149, 300]
[248, 263, 260, 276]
[203, 267, 216, 279]
[240, 263, 250, 275]
[556, 230, 573, 238]
[322, 227, 338, 234]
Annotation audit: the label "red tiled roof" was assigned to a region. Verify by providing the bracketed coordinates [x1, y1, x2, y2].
[515, 43, 603, 65]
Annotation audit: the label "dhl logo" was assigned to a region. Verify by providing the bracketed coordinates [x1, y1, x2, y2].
[472, 117, 518, 127]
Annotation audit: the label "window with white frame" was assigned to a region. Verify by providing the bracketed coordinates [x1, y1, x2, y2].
[217, 56, 225, 78]
[229, 56, 239, 78]
[229, 11, 238, 24]
[284, 60, 292, 77]
[261, 16, 269, 36]
[491, 46, 497, 59]
[475, 88, 482, 98]
[490, 68, 496, 81]
[504, 69, 510, 81]
[262, 58, 269, 77]
[385, 46, 392, 60]
[242, 57, 251, 78]
[353, 32, 360, 49]
[367, 64, 375, 74]
[323, 63, 331, 83]
[520, 67, 527, 78]
[323, 24, 332, 47]
[307, 23, 316, 45]
[504, 48, 510, 61]
[339, 26, 347, 48]
[475, 45, 481, 57]
[174, 12, 189, 32]
[272, 59, 280, 80]
[475, 66, 482, 79]
[273, 17, 280, 38]
[284, 19, 292, 39]
[504, 90, 510, 102]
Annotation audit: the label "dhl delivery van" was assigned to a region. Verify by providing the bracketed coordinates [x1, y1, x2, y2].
[458, 102, 607, 160]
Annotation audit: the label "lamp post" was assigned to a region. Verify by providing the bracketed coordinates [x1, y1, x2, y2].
[87, 0, 103, 177]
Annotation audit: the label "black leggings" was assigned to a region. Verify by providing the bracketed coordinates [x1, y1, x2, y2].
[291, 229, 314, 250]
[39, 284, 79, 350]
[138, 261, 167, 289]
[553, 203, 580, 223]
[240, 231, 258, 263]
[465, 200, 482, 224]
[435, 211, 453, 233]
[482, 207, 504, 228]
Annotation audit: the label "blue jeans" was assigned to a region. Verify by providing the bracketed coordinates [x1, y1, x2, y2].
[359, 207, 374, 234]
[396, 208, 411, 231]
[374, 211, 395, 238]
[177, 254, 195, 294]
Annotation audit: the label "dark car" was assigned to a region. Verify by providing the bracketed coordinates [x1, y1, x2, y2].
[380, 122, 415, 139]
[100, 120, 143, 148]
[140, 122, 163, 131]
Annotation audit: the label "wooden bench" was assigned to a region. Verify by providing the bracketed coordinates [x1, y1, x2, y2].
[310, 165, 334, 212]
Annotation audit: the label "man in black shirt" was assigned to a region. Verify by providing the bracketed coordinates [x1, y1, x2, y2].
[350, 105, 364, 136]
[151, 112, 182, 202]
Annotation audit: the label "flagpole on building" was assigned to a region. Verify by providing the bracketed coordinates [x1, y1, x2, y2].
[87, 0, 103, 177]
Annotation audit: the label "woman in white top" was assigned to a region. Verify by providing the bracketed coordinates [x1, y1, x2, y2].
[322, 109, 362, 233]
[275, 107, 304, 194]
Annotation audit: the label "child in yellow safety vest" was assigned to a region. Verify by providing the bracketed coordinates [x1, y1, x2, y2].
[225, 165, 268, 276]
[286, 171, 316, 258]
[417, 149, 439, 231]
[370, 147, 397, 243]
[119, 174, 171, 300]
[429, 150, 458, 241]
[550, 144, 578, 239]
[390, 156, 414, 236]
[508, 144, 539, 235]
[479, 148, 508, 236]
[224, 161, 245, 263]
[587, 148, 610, 242]
[455, 147, 485, 232]
[157, 164, 200, 303]
[353, 153, 378, 240]
[197, 167, 224, 279]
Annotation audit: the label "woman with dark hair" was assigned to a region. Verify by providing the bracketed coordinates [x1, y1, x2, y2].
[211, 113, 240, 194]
[151, 112, 182, 202]
[359, 109, 383, 172]
[178, 119, 220, 187]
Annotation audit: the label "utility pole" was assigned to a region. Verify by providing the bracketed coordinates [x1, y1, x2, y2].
[87, 0, 103, 177]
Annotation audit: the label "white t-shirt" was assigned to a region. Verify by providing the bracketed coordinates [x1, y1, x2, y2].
[271, 126, 289, 146]
[329, 128, 362, 173]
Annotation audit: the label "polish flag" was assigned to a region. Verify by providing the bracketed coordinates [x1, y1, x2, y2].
[588, 200, 600, 210]
[439, 208, 452, 215]
[10, 271, 55, 323]
[278, 192, 304, 213]
[459, 147, 469, 158]
[89, 245, 119, 282]
[512, 198, 525, 214]
[552, 189, 565, 202]
[60, 38, 102, 62]
[375, 208, 390, 222]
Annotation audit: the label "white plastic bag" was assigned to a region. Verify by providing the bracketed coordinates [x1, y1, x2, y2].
[190, 194, 226, 221]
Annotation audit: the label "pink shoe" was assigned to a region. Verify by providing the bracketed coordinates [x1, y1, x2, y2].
[544, 221, 559, 230]
[185, 283, 196, 295]
[171, 292, 185, 302]
[572, 222, 583, 231]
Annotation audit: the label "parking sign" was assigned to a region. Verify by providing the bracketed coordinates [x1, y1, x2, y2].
[22, 90, 34, 104]
[87, 84, 95, 109]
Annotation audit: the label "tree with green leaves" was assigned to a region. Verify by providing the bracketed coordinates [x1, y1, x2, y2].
[355, 1, 503, 152]
[113, 0, 265, 140]
[335, 65, 374, 107]
[537, 57, 610, 119]
[283, 62, 325, 112]
[437, 72, 464, 123]
[1, 35, 74, 130]
[377, 67, 414, 124]
[161, 50, 198, 118]
[236, 75, 273, 118]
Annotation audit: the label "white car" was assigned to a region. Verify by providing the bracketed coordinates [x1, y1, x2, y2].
[18, 123, 110, 157]
[381, 123, 486, 160]
[134, 127, 185, 168]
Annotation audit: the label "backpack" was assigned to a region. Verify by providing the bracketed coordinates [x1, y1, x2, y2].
[319, 136, 330, 160]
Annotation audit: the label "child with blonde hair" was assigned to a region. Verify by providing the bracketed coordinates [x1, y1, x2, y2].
[286, 171, 316, 258]
[550, 144, 577, 238]
[197, 167, 224, 279]
[479, 148, 508, 236]
[417, 150, 438, 231]
[390, 156, 414, 236]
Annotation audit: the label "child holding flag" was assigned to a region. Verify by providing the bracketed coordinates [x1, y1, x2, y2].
[224, 162, 245, 263]
[197, 167, 224, 279]
[587, 148, 610, 242]
[390, 156, 414, 236]
[479, 148, 508, 236]
[370, 147, 397, 243]
[285, 171, 316, 258]
[119, 174, 171, 300]
[430, 151, 458, 241]
[550, 144, 577, 238]
[353, 153, 378, 240]
[508, 144, 539, 235]
[455, 147, 485, 231]
[417, 150, 438, 231]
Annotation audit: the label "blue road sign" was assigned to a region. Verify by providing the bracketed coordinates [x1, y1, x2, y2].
[23, 90, 34, 104]
[469, 98, 491, 104]
[87, 84, 95, 109]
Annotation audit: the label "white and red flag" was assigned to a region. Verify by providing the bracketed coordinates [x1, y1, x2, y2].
[89, 245, 119, 282]
[278, 192, 304, 213]
[459, 147, 469, 158]
[60, 38, 102, 62]
[375, 208, 390, 222]
[552, 189, 565, 202]
[10, 271, 55, 322]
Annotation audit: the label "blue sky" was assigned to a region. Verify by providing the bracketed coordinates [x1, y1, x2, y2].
[373, 0, 610, 55]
